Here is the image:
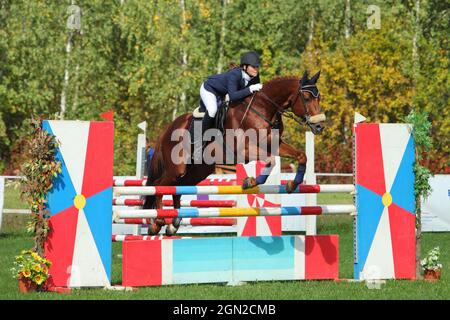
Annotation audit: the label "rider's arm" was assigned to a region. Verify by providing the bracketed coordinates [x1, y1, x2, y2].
[226, 70, 252, 102]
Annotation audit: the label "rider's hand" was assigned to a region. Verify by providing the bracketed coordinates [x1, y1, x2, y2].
[249, 83, 263, 93]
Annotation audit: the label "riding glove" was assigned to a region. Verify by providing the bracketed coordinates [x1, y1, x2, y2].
[249, 83, 263, 93]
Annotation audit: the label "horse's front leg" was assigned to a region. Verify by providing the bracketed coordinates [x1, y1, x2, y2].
[242, 156, 277, 189]
[240, 134, 279, 189]
[278, 141, 307, 193]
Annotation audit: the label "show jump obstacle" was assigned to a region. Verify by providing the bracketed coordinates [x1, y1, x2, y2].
[42, 120, 416, 288]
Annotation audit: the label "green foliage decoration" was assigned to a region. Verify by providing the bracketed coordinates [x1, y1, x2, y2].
[404, 109, 433, 279]
[18, 118, 62, 256]
[404, 110, 433, 201]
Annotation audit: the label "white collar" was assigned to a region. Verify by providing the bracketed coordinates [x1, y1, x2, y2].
[241, 70, 251, 85]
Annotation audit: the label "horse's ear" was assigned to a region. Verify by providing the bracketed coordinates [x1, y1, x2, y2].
[311, 70, 321, 83]
[300, 71, 308, 85]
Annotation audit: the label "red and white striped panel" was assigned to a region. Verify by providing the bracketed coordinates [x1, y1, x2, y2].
[236, 157, 281, 236]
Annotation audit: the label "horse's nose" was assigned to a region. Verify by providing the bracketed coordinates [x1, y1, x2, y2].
[316, 123, 324, 133]
[308, 121, 324, 135]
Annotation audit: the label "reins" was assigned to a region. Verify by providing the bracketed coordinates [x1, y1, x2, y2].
[239, 89, 308, 129]
[239, 93, 257, 127]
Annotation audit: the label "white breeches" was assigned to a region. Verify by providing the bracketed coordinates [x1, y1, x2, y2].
[200, 84, 218, 117]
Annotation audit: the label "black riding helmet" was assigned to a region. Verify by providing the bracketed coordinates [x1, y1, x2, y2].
[240, 51, 261, 67]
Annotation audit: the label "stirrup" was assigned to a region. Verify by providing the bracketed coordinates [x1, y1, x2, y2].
[193, 107, 205, 118]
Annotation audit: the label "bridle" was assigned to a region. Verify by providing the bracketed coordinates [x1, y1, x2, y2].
[296, 84, 323, 125]
[240, 82, 322, 129]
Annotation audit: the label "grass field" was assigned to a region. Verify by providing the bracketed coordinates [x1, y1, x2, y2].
[1, 183, 449, 300]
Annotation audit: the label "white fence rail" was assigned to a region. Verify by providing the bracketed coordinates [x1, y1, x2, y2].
[0, 176, 30, 232]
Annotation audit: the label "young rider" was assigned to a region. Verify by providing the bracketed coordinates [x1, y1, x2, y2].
[194, 51, 263, 158]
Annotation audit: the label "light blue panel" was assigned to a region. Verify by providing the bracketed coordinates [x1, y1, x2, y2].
[390, 135, 416, 214]
[42, 121, 77, 216]
[176, 186, 198, 195]
[233, 269, 295, 281]
[280, 207, 302, 215]
[83, 187, 112, 281]
[354, 184, 385, 279]
[173, 271, 231, 285]
[178, 208, 200, 218]
[172, 237, 233, 284]
[232, 236, 295, 281]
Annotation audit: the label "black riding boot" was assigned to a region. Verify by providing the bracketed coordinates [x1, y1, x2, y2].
[193, 113, 216, 163]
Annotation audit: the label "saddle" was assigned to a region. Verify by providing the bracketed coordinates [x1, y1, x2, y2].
[189, 95, 229, 144]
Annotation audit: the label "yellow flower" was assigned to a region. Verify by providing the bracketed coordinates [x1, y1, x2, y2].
[34, 275, 45, 285]
[33, 264, 41, 272]
[31, 252, 39, 260]
[22, 270, 31, 278]
[42, 265, 48, 274]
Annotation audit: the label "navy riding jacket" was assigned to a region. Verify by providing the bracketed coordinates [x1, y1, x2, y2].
[203, 68, 260, 102]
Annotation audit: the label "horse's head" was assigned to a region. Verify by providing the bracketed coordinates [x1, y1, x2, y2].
[291, 71, 326, 135]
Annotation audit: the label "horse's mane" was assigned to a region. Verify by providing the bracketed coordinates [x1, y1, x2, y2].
[263, 76, 298, 88]
[229, 76, 299, 107]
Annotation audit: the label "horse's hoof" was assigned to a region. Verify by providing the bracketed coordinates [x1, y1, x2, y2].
[242, 177, 257, 189]
[147, 223, 162, 235]
[285, 180, 298, 194]
[172, 218, 182, 228]
[165, 224, 179, 236]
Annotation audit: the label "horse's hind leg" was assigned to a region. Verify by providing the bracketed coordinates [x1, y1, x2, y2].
[152, 172, 183, 236]
[166, 194, 182, 236]
[147, 176, 179, 235]
[147, 195, 165, 235]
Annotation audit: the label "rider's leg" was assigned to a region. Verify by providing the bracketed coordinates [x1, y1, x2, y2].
[200, 85, 218, 132]
[200, 84, 218, 118]
[194, 84, 218, 161]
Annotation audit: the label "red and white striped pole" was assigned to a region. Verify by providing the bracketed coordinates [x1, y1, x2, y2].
[112, 199, 236, 207]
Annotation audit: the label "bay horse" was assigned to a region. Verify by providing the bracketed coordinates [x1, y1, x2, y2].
[144, 71, 326, 235]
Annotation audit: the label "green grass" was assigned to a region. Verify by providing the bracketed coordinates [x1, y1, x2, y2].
[1, 189, 449, 300]
[318, 193, 354, 204]
[3, 181, 27, 210]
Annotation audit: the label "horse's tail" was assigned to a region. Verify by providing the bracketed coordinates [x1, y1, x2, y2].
[143, 140, 164, 209]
